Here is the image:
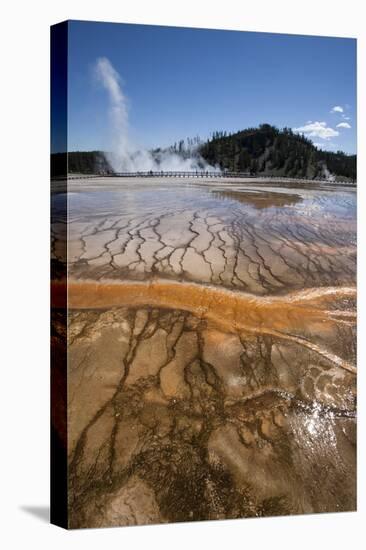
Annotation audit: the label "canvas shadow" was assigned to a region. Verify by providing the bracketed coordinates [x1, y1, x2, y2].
[20, 506, 49, 523]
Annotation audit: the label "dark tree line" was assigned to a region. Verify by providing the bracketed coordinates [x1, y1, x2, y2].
[51, 124, 356, 180]
[51, 151, 112, 177]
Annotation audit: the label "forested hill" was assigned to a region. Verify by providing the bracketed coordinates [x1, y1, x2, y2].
[199, 124, 356, 181]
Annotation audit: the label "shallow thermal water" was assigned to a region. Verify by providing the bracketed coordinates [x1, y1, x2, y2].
[51, 177, 356, 528]
[52, 178, 356, 293]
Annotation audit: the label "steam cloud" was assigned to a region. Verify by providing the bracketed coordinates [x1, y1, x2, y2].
[95, 57, 218, 172]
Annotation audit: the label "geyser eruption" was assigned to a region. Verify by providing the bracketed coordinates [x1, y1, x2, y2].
[95, 57, 135, 172]
[94, 57, 218, 173]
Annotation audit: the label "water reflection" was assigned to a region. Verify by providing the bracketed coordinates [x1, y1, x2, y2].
[211, 189, 302, 209]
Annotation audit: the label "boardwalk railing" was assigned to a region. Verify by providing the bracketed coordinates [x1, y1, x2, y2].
[63, 171, 355, 184]
[67, 171, 239, 179]
[113, 170, 227, 178]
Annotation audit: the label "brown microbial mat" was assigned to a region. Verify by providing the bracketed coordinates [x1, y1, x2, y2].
[51, 178, 356, 528]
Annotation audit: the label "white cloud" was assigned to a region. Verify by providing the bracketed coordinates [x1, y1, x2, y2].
[342, 115, 351, 120]
[336, 122, 351, 129]
[331, 105, 344, 113]
[293, 121, 339, 140]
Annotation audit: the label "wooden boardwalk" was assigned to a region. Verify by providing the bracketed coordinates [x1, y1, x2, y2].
[64, 171, 355, 184]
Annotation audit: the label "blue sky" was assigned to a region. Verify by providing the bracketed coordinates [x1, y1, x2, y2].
[63, 20, 356, 154]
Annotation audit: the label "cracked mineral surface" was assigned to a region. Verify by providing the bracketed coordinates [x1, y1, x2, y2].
[51, 177, 356, 528]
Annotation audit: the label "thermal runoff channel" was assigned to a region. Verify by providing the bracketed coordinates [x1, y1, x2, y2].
[51, 174, 356, 528]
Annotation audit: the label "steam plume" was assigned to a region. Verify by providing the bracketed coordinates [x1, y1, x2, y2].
[94, 57, 217, 172]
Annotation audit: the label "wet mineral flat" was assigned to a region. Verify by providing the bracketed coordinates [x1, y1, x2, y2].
[51, 177, 356, 528]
